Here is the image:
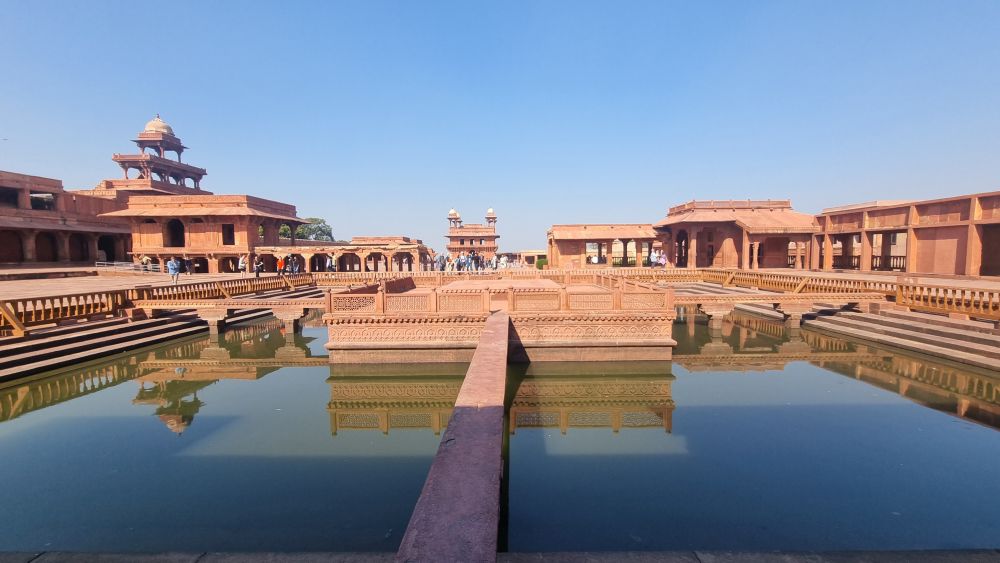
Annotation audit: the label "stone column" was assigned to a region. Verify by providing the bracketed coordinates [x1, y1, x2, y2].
[17, 189, 31, 210]
[750, 241, 759, 270]
[687, 231, 698, 269]
[56, 232, 71, 262]
[860, 231, 873, 272]
[303, 253, 315, 272]
[822, 234, 833, 271]
[741, 231, 750, 270]
[796, 242, 805, 269]
[878, 233, 892, 271]
[20, 230, 36, 262]
[809, 236, 820, 270]
[114, 236, 127, 263]
[87, 234, 99, 263]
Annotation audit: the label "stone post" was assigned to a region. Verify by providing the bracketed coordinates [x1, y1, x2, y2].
[56, 232, 71, 262]
[20, 230, 36, 262]
[688, 231, 698, 269]
[375, 287, 385, 314]
[822, 234, 833, 271]
[17, 189, 31, 210]
[860, 231, 873, 271]
[750, 241, 759, 270]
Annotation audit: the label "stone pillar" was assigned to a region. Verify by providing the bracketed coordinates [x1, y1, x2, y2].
[904, 227, 917, 273]
[750, 241, 759, 270]
[17, 189, 31, 210]
[56, 231, 71, 262]
[687, 231, 698, 269]
[114, 237, 127, 263]
[878, 233, 892, 271]
[303, 253, 315, 272]
[822, 234, 833, 271]
[796, 242, 805, 269]
[860, 231, 873, 272]
[20, 230, 36, 262]
[741, 231, 750, 270]
[87, 235, 99, 263]
[809, 236, 820, 270]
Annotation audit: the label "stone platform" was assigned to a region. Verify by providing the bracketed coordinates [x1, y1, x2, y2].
[324, 279, 678, 363]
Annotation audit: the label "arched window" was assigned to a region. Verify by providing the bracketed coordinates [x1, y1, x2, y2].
[165, 219, 186, 247]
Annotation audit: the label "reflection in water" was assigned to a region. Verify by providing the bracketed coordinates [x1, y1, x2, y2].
[0, 310, 998, 552]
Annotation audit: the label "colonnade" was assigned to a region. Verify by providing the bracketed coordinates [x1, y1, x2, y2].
[0, 229, 128, 263]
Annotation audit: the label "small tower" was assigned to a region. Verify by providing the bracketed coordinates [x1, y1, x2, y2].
[445, 206, 500, 260]
[98, 115, 210, 196]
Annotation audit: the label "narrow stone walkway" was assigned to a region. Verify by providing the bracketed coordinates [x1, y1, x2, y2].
[396, 311, 510, 562]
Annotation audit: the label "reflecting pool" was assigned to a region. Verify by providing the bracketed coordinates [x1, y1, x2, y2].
[1, 310, 998, 553]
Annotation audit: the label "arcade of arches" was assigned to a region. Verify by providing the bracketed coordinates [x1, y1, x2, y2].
[256, 238, 436, 273]
[0, 229, 128, 264]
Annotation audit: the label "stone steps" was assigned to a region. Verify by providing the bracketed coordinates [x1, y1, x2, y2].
[804, 315, 1000, 372]
[0, 308, 272, 380]
[0, 314, 132, 345]
[0, 312, 194, 357]
[840, 311, 1000, 348]
[810, 315, 1000, 360]
[877, 308, 999, 335]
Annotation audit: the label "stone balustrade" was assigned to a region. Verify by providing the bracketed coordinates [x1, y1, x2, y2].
[0, 290, 130, 337]
[896, 283, 1000, 322]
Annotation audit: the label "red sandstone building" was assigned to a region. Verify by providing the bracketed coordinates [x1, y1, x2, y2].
[654, 200, 819, 269]
[814, 192, 1000, 276]
[445, 208, 499, 260]
[0, 170, 130, 264]
[94, 117, 306, 273]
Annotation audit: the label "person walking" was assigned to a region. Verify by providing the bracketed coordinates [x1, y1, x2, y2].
[183, 256, 193, 276]
[276, 255, 285, 275]
[238, 254, 247, 277]
[254, 257, 264, 278]
[167, 256, 181, 284]
[325, 255, 334, 272]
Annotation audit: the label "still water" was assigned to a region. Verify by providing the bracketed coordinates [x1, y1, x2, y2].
[1, 310, 999, 552]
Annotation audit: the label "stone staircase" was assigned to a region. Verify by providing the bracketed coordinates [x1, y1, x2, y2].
[0, 286, 324, 380]
[804, 307, 1000, 372]
[0, 309, 272, 380]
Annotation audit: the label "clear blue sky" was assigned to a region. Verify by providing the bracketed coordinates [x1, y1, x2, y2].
[2, 1, 998, 251]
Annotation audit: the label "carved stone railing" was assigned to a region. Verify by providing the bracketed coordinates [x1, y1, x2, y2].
[128, 273, 315, 301]
[896, 283, 1000, 322]
[0, 290, 130, 337]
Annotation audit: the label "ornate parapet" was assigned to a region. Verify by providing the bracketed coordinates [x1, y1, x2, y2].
[508, 312, 676, 362]
[325, 314, 490, 364]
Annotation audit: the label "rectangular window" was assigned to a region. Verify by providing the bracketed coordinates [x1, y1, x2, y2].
[460, 239, 465, 245]
[30, 192, 56, 211]
[0, 187, 18, 208]
[222, 224, 236, 245]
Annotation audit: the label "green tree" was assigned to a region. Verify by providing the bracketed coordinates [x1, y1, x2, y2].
[279, 217, 335, 241]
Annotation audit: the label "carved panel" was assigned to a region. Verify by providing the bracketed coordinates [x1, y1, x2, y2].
[385, 295, 428, 313]
[568, 293, 612, 310]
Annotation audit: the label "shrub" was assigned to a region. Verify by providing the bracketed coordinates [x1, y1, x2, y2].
[536, 258, 548, 270]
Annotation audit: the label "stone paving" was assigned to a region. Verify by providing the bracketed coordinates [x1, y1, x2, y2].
[3, 551, 997, 562]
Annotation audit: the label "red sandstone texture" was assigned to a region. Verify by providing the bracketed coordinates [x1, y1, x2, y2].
[395, 312, 509, 562]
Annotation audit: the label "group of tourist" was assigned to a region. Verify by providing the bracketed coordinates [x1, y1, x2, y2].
[442, 250, 508, 272]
